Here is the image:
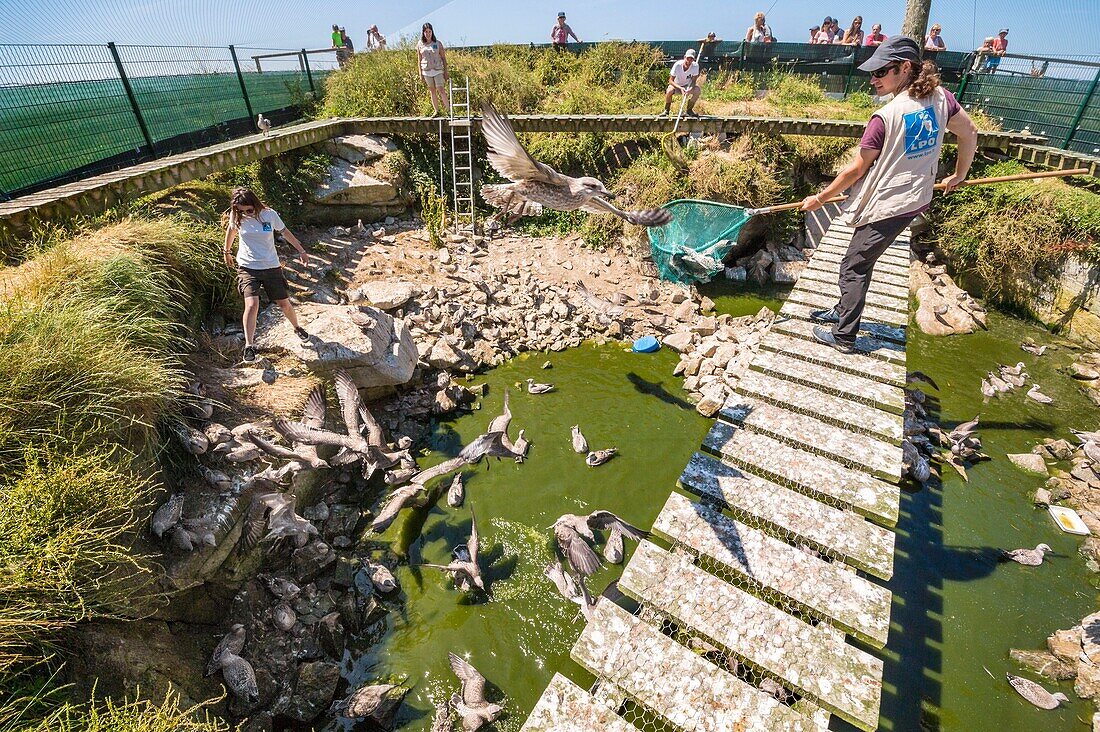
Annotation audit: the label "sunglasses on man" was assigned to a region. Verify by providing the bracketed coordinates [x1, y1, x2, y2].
[870, 63, 900, 79]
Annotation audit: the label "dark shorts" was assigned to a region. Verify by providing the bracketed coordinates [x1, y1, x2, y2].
[237, 266, 289, 301]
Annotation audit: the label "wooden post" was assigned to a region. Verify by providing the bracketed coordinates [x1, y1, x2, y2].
[901, 0, 932, 43]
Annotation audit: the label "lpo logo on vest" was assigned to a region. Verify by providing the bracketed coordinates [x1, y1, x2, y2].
[903, 106, 939, 158]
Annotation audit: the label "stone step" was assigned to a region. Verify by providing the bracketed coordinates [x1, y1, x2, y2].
[521, 674, 638, 732]
[789, 278, 909, 314]
[785, 289, 909, 327]
[803, 260, 911, 289]
[752, 349, 905, 414]
[679, 451, 895, 579]
[759, 331, 907, 387]
[713, 397, 903, 482]
[732, 368, 904, 443]
[653, 493, 892, 647]
[779, 302, 907, 345]
[772, 316, 906, 366]
[811, 250, 911, 277]
[571, 599, 825, 732]
[621, 541, 884, 731]
[702, 421, 900, 526]
[798, 265, 910, 299]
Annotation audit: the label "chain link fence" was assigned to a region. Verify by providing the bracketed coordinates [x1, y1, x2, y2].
[0, 42, 338, 199]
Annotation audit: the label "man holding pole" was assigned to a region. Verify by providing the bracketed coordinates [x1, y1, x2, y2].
[659, 48, 702, 118]
[799, 36, 977, 352]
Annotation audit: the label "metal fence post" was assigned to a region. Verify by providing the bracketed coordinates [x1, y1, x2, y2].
[301, 49, 315, 92]
[229, 45, 255, 122]
[843, 47, 859, 95]
[956, 62, 973, 101]
[107, 41, 155, 155]
[1062, 66, 1100, 149]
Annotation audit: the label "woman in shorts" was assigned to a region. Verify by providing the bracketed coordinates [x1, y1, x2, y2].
[222, 187, 311, 363]
[417, 23, 450, 116]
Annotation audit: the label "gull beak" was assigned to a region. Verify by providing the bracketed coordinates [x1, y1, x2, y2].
[601, 190, 617, 199]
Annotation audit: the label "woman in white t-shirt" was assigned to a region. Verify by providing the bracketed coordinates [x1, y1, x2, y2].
[222, 187, 311, 363]
[417, 23, 450, 116]
[745, 12, 773, 44]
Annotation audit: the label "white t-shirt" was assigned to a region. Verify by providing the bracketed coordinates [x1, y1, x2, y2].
[669, 60, 700, 88]
[235, 208, 285, 269]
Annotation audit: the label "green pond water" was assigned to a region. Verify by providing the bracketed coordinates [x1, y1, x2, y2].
[333, 286, 1099, 732]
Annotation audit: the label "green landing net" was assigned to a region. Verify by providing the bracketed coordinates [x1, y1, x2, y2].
[647, 199, 754, 284]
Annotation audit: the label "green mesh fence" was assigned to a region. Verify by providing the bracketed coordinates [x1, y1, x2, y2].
[648, 199, 753, 284]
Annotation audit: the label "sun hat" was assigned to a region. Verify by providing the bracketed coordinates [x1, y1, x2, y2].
[858, 35, 921, 72]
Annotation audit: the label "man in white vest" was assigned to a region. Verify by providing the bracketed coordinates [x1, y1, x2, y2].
[799, 36, 978, 352]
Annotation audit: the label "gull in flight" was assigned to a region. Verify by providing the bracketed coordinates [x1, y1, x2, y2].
[479, 102, 672, 227]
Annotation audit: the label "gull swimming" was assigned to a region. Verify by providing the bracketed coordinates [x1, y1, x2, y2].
[571, 425, 589, 454]
[1007, 673, 1068, 709]
[526, 378, 554, 394]
[999, 543, 1053, 566]
[1026, 384, 1054, 404]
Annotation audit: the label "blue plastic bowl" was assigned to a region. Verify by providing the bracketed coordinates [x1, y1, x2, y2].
[632, 335, 660, 353]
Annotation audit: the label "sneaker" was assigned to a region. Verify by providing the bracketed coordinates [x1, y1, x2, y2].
[810, 307, 840, 324]
[657, 109, 670, 118]
[685, 109, 700, 118]
[242, 345, 258, 363]
[294, 326, 310, 343]
[812, 325, 856, 354]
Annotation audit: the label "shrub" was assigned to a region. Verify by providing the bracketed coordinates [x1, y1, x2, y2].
[932, 160, 1100, 300]
[0, 685, 228, 732]
[0, 449, 160, 671]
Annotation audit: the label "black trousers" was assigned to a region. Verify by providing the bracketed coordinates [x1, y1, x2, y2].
[833, 213, 915, 341]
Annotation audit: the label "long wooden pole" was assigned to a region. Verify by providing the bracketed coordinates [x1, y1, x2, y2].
[748, 167, 1090, 215]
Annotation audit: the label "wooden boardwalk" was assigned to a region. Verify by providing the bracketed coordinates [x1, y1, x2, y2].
[521, 220, 910, 732]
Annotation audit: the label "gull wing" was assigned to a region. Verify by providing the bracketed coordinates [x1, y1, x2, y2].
[448, 652, 489, 706]
[555, 524, 601, 576]
[300, 384, 327, 430]
[411, 456, 467, 487]
[245, 430, 303, 462]
[480, 102, 565, 185]
[358, 404, 387, 447]
[370, 483, 424, 532]
[581, 195, 673, 227]
[274, 418, 357, 449]
[468, 507, 480, 566]
[486, 387, 511, 434]
[587, 510, 650, 541]
[334, 369, 362, 436]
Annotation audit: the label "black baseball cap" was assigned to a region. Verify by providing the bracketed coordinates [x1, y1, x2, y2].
[858, 35, 922, 72]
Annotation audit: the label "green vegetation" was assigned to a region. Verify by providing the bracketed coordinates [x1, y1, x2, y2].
[931, 160, 1100, 302]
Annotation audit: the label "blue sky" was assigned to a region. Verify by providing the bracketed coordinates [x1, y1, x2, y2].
[1, 0, 1096, 57]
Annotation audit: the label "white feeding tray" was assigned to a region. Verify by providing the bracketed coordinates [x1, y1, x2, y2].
[1049, 505, 1091, 536]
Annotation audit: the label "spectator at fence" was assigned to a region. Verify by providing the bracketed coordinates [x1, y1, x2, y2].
[340, 28, 355, 53]
[659, 48, 702, 118]
[830, 19, 843, 43]
[334, 27, 353, 67]
[973, 37, 994, 73]
[417, 23, 450, 116]
[813, 17, 834, 44]
[331, 25, 343, 48]
[745, 12, 774, 44]
[865, 24, 887, 46]
[552, 12, 581, 48]
[699, 32, 721, 62]
[925, 24, 946, 52]
[992, 29, 1008, 66]
[842, 16, 865, 46]
[366, 25, 387, 51]
[222, 187, 311, 364]
[809, 25, 821, 43]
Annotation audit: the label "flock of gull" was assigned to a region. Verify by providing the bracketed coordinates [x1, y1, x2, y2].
[159, 365, 646, 727]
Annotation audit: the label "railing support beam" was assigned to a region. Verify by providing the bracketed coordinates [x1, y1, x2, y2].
[1062, 67, 1100, 150]
[107, 42, 155, 156]
[230, 45, 255, 123]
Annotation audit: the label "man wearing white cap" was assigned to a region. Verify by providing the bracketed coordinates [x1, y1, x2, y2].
[989, 29, 1008, 73]
[551, 12, 581, 49]
[659, 48, 702, 118]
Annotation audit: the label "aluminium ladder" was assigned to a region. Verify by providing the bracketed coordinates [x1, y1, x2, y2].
[448, 77, 476, 234]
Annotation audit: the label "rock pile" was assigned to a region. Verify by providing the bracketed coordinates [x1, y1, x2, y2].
[1072, 351, 1100, 407]
[725, 233, 809, 285]
[911, 254, 987, 336]
[1012, 611, 1100, 728]
[307, 134, 416, 224]
[664, 307, 776, 416]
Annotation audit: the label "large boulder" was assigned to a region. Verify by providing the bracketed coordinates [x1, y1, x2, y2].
[255, 303, 416, 389]
[348, 281, 420, 310]
[324, 135, 396, 165]
[285, 661, 341, 722]
[315, 158, 399, 205]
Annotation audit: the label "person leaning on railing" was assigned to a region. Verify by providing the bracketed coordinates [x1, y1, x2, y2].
[745, 12, 774, 44]
[865, 24, 887, 46]
[841, 16, 865, 46]
[798, 36, 977, 354]
[924, 24, 946, 52]
[221, 187, 312, 364]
